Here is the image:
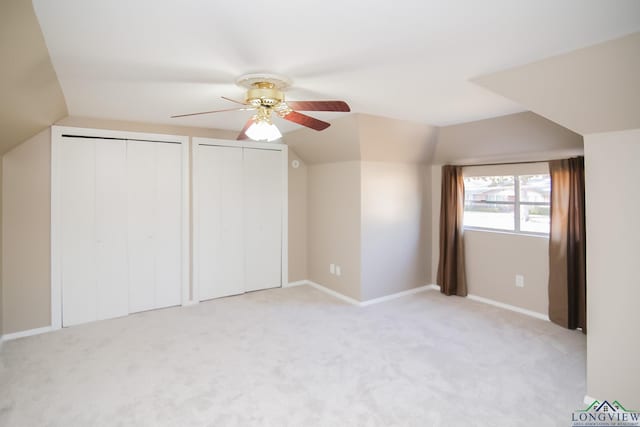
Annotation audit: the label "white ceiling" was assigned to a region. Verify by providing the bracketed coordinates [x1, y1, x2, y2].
[32, 0, 640, 135]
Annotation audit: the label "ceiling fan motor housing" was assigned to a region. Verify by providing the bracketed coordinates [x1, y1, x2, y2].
[246, 83, 284, 107]
[236, 74, 290, 108]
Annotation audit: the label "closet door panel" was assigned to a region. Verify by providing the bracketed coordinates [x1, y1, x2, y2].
[127, 141, 157, 313]
[198, 145, 244, 300]
[218, 148, 245, 297]
[154, 143, 182, 308]
[196, 146, 220, 300]
[60, 138, 97, 326]
[95, 140, 129, 320]
[243, 148, 282, 292]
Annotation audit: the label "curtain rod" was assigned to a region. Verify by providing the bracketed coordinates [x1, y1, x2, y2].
[458, 159, 550, 167]
[454, 155, 583, 168]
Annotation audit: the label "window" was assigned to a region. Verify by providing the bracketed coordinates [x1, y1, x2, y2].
[463, 173, 550, 235]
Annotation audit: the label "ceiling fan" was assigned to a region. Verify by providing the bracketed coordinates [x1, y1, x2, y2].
[171, 73, 350, 141]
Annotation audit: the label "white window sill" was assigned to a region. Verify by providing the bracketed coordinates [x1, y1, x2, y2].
[463, 227, 549, 239]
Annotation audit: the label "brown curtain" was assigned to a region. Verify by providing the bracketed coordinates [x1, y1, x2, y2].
[548, 157, 586, 333]
[436, 165, 467, 296]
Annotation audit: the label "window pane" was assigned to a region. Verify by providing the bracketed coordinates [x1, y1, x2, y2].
[464, 201, 515, 231]
[519, 174, 551, 203]
[520, 204, 550, 234]
[464, 176, 514, 202]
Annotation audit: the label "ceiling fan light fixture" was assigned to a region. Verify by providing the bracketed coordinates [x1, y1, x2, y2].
[171, 73, 349, 139]
[245, 120, 282, 142]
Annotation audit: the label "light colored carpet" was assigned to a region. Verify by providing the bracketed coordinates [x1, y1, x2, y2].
[0, 285, 585, 426]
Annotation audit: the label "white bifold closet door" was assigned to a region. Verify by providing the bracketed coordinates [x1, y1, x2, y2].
[127, 141, 182, 313]
[60, 137, 182, 326]
[60, 138, 129, 326]
[196, 145, 282, 300]
[243, 148, 282, 292]
[198, 146, 245, 300]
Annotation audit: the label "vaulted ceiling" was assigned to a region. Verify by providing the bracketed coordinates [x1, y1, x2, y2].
[0, 0, 67, 154]
[31, 0, 640, 136]
[473, 32, 640, 134]
[1, 0, 639, 154]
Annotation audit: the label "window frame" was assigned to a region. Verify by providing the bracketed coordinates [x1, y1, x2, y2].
[462, 165, 550, 237]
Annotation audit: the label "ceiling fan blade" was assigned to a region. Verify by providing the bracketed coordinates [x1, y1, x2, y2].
[171, 107, 253, 118]
[237, 117, 255, 140]
[285, 100, 350, 112]
[282, 111, 330, 131]
[222, 96, 248, 105]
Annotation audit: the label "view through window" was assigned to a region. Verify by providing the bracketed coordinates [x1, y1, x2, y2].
[463, 174, 550, 234]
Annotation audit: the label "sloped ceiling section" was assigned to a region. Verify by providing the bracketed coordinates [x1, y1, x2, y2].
[283, 114, 437, 165]
[283, 115, 361, 165]
[473, 32, 640, 135]
[435, 112, 583, 165]
[0, 0, 67, 154]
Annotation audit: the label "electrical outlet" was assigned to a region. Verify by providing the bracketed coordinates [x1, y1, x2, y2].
[330, 264, 335, 274]
[515, 274, 524, 288]
[335, 265, 342, 276]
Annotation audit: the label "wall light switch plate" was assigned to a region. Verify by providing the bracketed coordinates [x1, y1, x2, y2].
[330, 264, 335, 274]
[335, 265, 341, 276]
[515, 274, 524, 288]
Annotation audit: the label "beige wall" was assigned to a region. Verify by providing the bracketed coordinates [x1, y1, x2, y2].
[288, 149, 308, 282]
[357, 114, 438, 164]
[0, 0, 67, 154]
[299, 114, 435, 301]
[431, 112, 583, 314]
[307, 162, 361, 300]
[283, 115, 360, 165]
[360, 162, 429, 300]
[2, 128, 51, 334]
[584, 129, 640, 407]
[464, 231, 549, 314]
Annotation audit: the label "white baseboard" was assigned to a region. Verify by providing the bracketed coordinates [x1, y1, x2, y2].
[466, 294, 549, 321]
[181, 300, 199, 307]
[306, 281, 361, 305]
[2, 325, 53, 342]
[291, 280, 436, 307]
[284, 280, 308, 288]
[426, 284, 549, 321]
[359, 285, 433, 306]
